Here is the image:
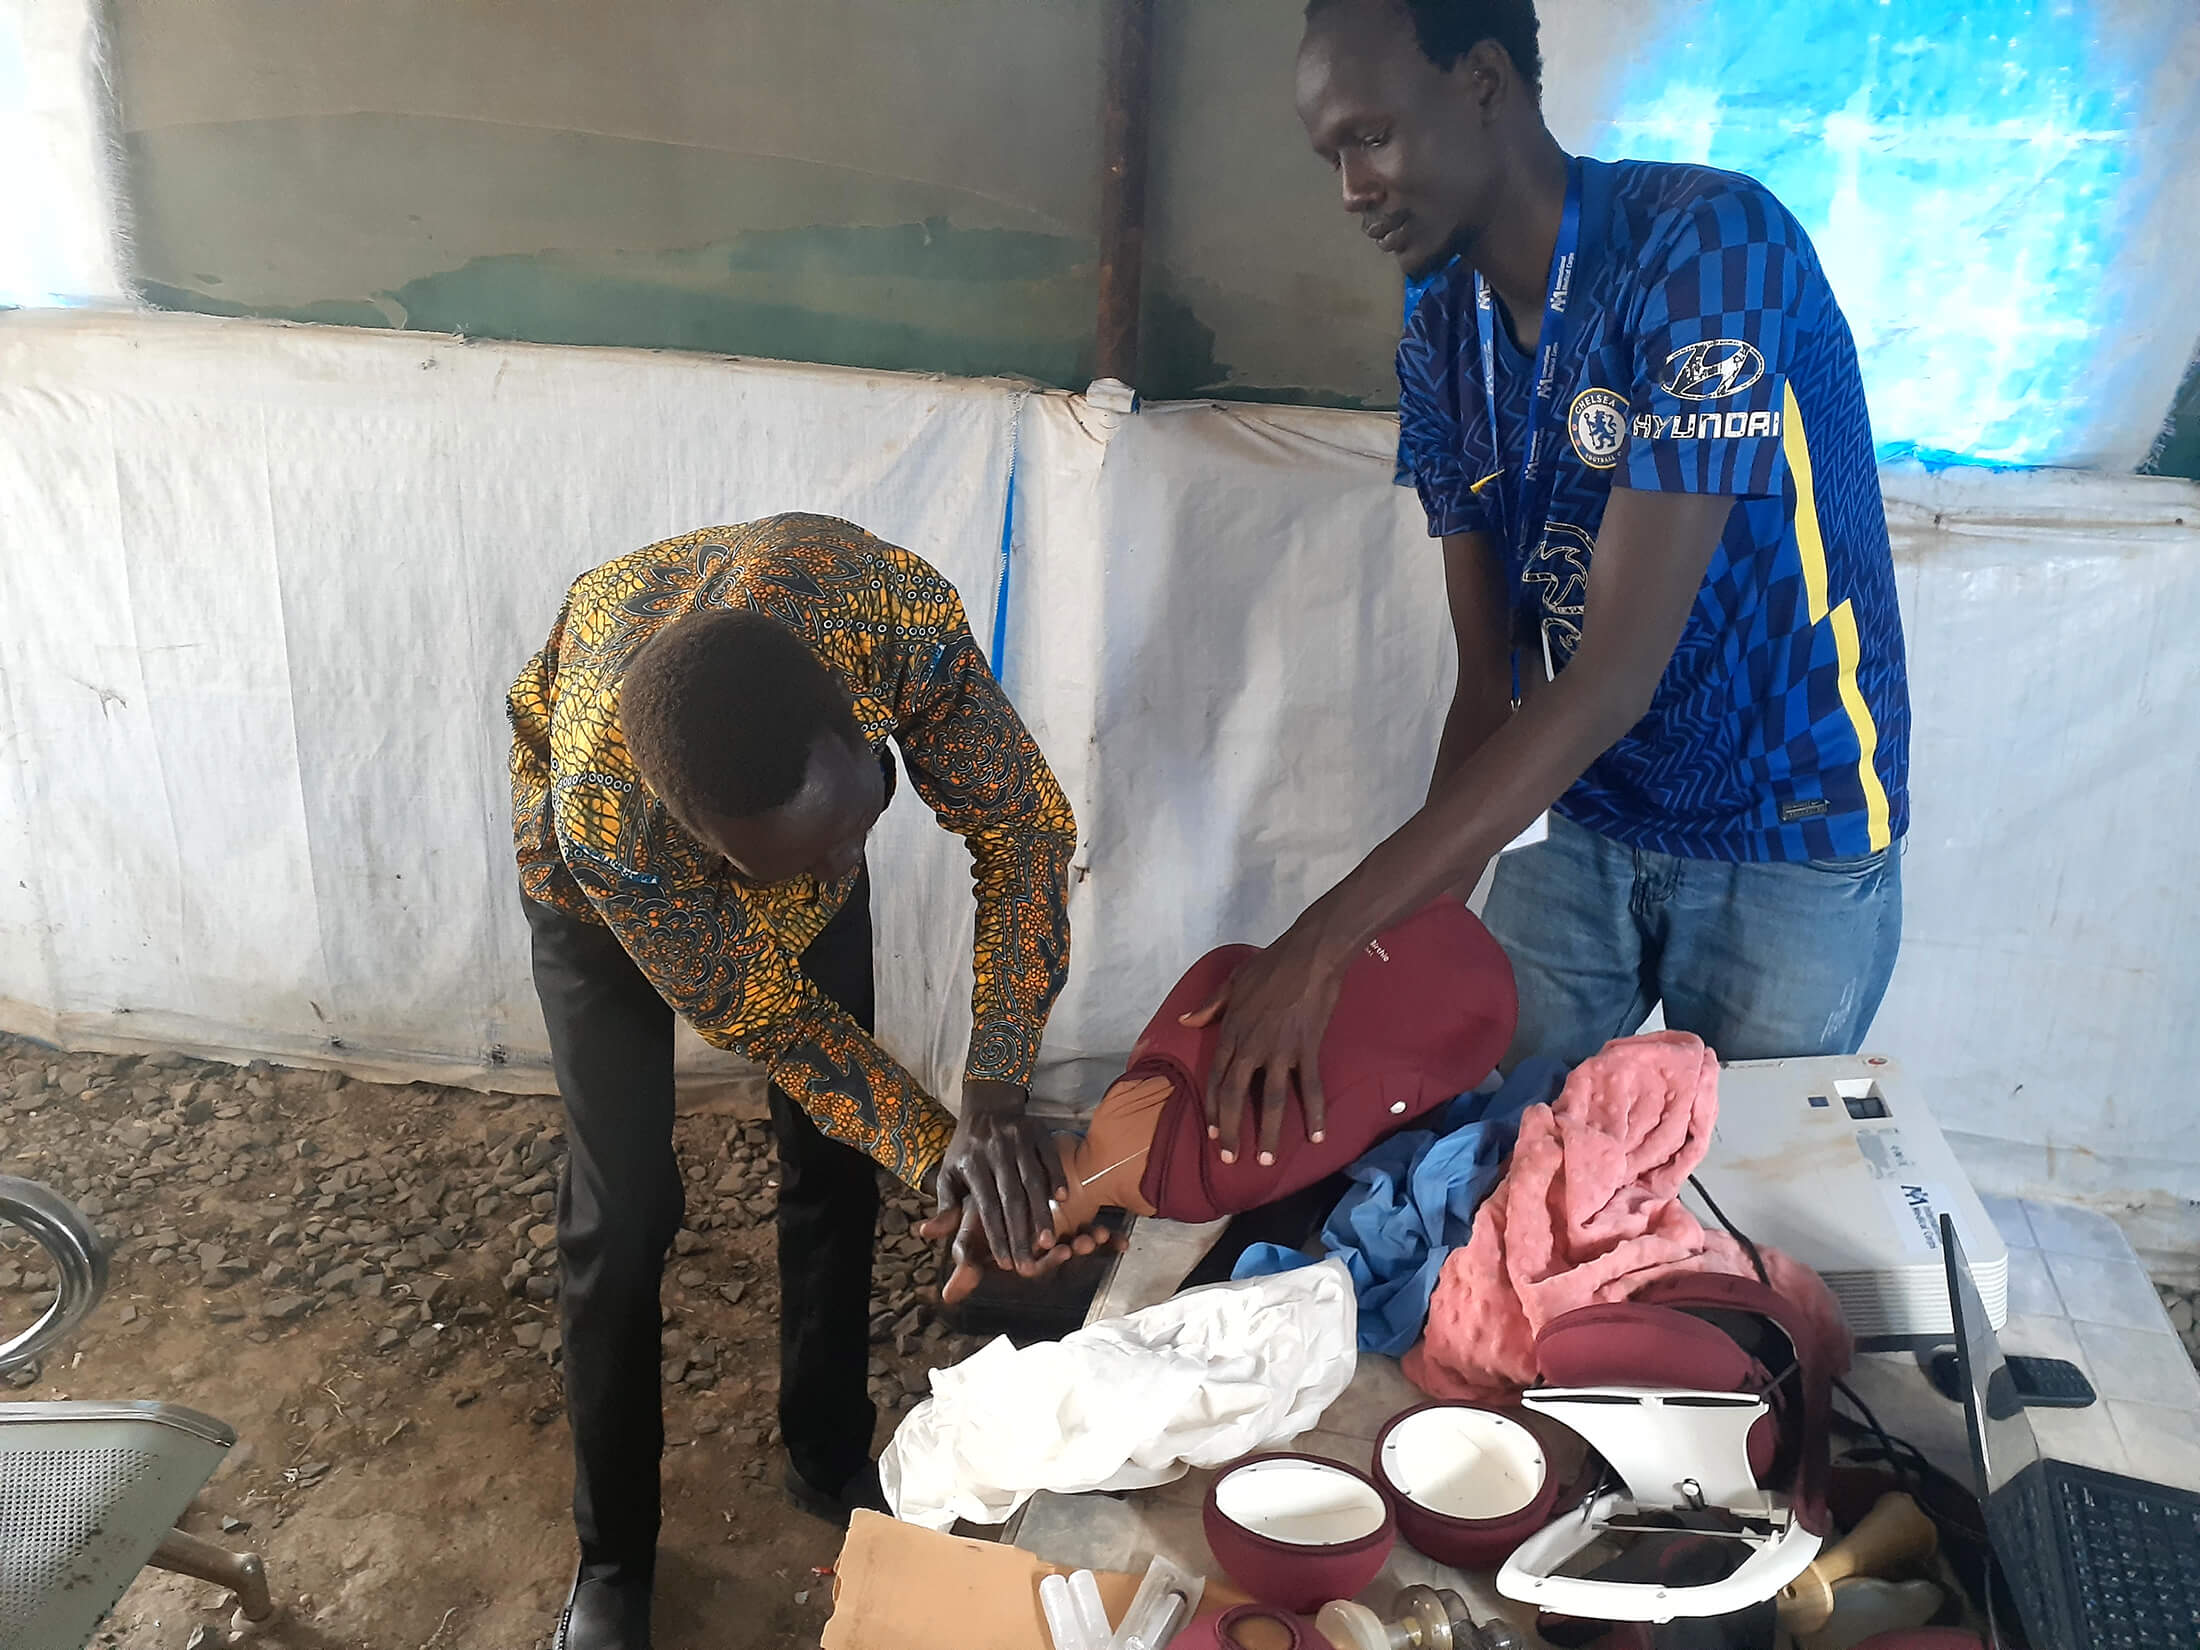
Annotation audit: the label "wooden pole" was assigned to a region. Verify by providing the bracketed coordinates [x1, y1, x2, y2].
[1094, 0, 1155, 387]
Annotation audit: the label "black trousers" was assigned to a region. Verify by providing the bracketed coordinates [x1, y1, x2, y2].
[523, 872, 881, 1582]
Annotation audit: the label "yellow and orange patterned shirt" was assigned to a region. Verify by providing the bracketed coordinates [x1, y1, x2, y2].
[507, 515, 1077, 1190]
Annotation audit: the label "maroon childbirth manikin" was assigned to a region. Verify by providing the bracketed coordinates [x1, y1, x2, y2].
[943, 899, 1517, 1302]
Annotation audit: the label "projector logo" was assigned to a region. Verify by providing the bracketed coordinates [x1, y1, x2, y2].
[1900, 1184, 1942, 1253]
[1659, 339, 1765, 401]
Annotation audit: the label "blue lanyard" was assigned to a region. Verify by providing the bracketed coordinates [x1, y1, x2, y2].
[1474, 157, 1583, 699]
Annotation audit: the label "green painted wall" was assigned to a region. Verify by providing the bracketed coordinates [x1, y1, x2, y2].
[112, 0, 1401, 407]
[128, 114, 1108, 385]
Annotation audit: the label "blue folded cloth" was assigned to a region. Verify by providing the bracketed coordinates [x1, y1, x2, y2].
[1233, 1056, 1568, 1356]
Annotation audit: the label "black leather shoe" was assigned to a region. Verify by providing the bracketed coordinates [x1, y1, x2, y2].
[782, 1458, 888, 1528]
[553, 1564, 652, 1650]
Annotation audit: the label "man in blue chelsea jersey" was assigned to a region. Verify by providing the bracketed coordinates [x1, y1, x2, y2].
[1190, 0, 1910, 1158]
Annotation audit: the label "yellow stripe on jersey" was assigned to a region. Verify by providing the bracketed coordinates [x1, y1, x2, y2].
[1781, 383, 1892, 852]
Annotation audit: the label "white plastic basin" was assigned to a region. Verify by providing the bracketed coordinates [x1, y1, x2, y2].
[1211, 1457, 1389, 1546]
[1377, 1405, 1546, 1520]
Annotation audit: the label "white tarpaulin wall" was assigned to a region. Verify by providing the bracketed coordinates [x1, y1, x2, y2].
[3, 311, 2198, 1243]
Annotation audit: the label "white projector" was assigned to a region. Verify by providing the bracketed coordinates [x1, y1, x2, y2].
[1679, 1054, 2007, 1340]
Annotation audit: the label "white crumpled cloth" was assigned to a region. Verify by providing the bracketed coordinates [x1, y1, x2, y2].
[880, 1257, 1358, 1531]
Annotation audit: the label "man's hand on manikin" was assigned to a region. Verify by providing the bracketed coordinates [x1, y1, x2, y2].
[1181, 487, 1739, 1165]
[1178, 917, 1346, 1168]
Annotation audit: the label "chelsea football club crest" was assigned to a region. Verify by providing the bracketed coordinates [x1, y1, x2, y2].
[1567, 387, 1628, 470]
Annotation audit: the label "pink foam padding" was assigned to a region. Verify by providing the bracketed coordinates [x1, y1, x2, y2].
[1404, 1031, 1849, 1402]
[1130, 901, 1517, 1223]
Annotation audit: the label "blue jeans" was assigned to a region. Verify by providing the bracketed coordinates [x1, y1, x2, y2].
[1481, 813, 1903, 1069]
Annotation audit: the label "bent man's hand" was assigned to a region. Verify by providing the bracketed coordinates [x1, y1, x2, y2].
[920, 1202, 1120, 1305]
[930, 1079, 1066, 1275]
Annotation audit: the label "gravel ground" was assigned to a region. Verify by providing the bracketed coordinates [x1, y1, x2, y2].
[6, 1031, 2196, 1647]
[0, 1033, 985, 1649]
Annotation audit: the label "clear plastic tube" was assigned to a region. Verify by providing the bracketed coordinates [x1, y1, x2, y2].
[1041, 1573, 1102, 1650]
[1107, 1554, 1204, 1650]
[1117, 1589, 1190, 1650]
[1067, 1569, 1114, 1650]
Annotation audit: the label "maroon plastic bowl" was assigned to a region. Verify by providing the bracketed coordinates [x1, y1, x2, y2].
[1370, 1402, 1559, 1570]
[1202, 1453, 1396, 1615]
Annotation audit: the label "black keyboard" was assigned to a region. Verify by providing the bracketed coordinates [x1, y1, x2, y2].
[1996, 1460, 2200, 1648]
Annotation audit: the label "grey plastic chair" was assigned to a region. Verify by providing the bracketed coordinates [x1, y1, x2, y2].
[0, 1176, 276, 1649]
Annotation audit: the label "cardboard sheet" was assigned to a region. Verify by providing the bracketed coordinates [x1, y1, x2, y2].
[821, 1511, 1245, 1650]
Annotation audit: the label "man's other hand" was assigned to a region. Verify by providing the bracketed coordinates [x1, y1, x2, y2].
[931, 1079, 1066, 1275]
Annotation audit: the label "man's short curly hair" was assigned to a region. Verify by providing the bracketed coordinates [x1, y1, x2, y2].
[618, 608, 861, 825]
[1306, 0, 1544, 99]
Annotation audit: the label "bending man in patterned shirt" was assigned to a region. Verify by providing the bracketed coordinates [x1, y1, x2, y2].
[508, 514, 1081, 1650]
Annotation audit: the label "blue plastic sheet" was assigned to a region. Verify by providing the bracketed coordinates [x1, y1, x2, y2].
[1600, 0, 2172, 469]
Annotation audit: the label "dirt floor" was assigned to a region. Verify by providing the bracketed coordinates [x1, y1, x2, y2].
[0, 1033, 985, 1650]
[12, 1032, 2200, 1650]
